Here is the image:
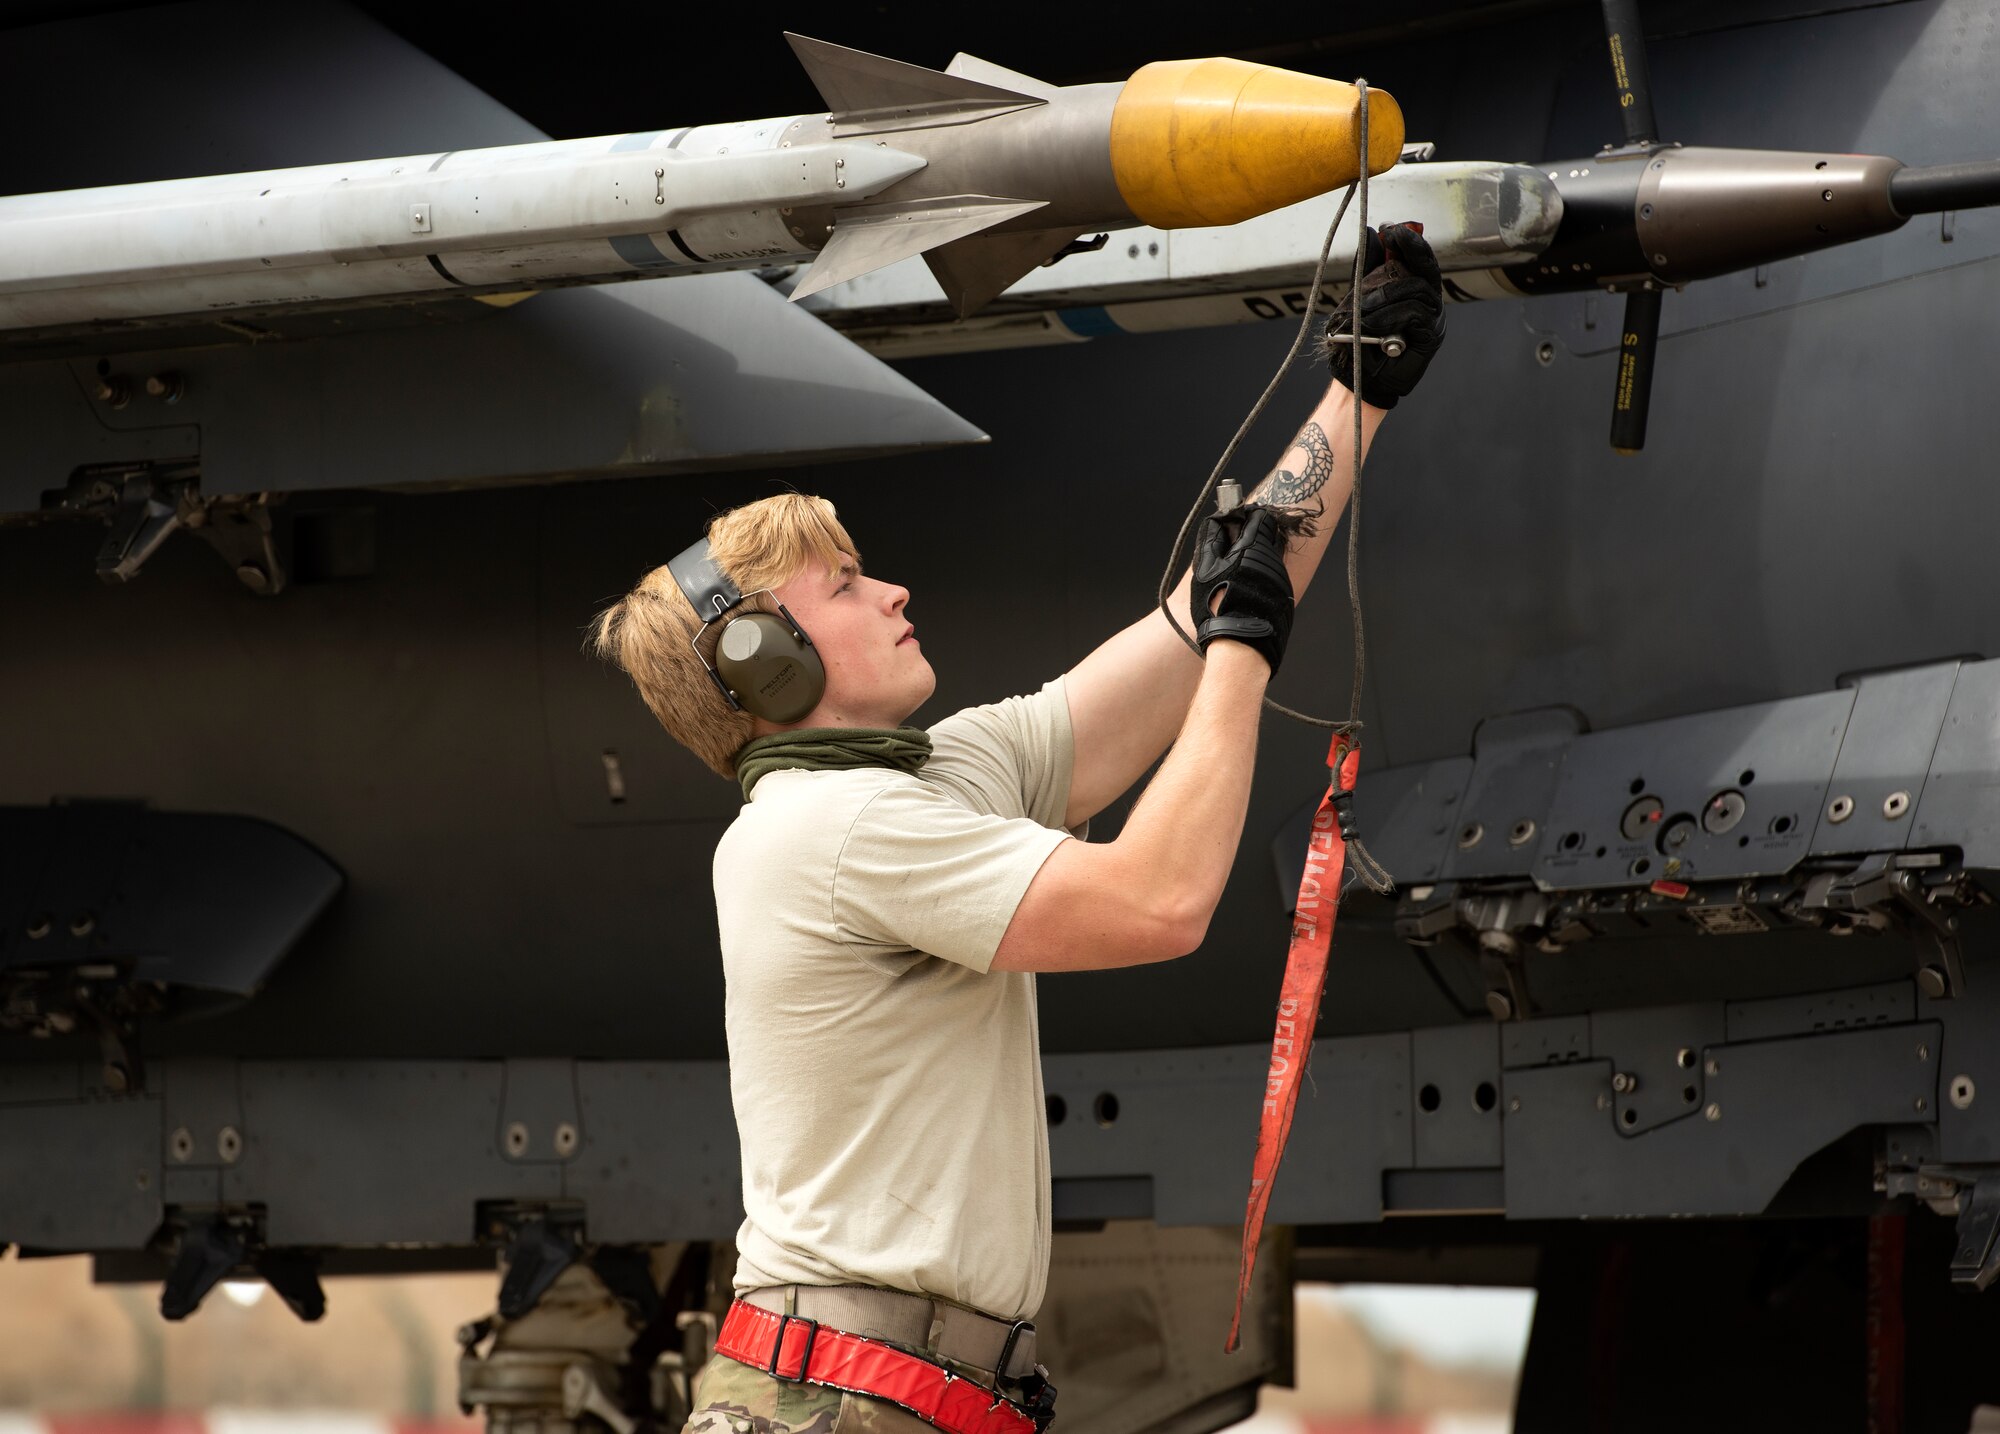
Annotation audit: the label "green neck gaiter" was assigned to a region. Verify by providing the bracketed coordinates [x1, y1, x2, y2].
[735, 726, 933, 801]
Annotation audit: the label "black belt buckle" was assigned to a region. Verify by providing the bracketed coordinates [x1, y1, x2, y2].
[767, 1312, 819, 1382]
[987, 1318, 1033, 1393]
[1020, 1365, 1057, 1432]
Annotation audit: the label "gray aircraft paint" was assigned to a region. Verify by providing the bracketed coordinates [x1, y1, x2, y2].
[0, 0, 1992, 1135]
[6, 0, 2000, 1424]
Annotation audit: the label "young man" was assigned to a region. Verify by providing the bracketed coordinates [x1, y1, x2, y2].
[593, 226, 1443, 1434]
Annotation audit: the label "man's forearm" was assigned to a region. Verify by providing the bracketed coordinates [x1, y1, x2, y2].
[1108, 642, 1271, 944]
[1246, 383, 1387, 600]
[1060, 382, 1383, 829]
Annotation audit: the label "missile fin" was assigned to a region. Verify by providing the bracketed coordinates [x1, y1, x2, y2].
[790, 196, 1048, 303]
[943, 52, 1060, 99]
[922, 228, 1081, 319]
[785, 34, 1044, 125]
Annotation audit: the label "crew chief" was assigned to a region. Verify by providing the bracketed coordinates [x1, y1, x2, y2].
[594, 226, 1445, 1434]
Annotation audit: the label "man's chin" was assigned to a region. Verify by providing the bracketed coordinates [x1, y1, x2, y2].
[901, 664, 939, 722]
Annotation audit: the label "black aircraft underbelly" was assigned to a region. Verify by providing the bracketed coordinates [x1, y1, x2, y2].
[7, 0, 2000, 1426]
[12, 0, 1995, 1059]
[2, 256, 1994, 1057]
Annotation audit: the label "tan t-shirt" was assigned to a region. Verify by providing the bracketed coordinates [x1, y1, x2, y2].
[713, 680, 1077, 1322]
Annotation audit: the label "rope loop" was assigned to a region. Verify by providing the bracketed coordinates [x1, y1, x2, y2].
[1153, 77, 1392, 893]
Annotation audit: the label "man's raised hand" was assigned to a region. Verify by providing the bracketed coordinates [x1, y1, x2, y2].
[1191, 506, 1295, 676]
[1323, 222, 1446, 409]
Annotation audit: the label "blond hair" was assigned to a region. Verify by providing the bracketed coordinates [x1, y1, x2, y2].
[591, 493, 860, 778]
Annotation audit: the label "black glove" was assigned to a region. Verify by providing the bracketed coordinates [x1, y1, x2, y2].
[1190, 505, 1295, 675]
[1323, 222, 1446, 409]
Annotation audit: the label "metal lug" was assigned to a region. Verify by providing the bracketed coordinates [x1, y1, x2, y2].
[1950, 1180, 2000, 1290]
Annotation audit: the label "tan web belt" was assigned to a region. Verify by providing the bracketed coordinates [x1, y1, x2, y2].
[741, 1284, 1038, 1380]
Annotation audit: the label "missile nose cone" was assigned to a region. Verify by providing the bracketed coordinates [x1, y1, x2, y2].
[1109, 58, 1405, 229]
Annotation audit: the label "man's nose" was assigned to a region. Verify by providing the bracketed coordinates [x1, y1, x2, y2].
[876, 579, 910, 612]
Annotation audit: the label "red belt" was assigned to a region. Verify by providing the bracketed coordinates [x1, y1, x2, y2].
[712, 1299, 1043, 1434]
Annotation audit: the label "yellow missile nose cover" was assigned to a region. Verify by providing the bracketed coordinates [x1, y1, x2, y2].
[1110, 58, 1405, 229]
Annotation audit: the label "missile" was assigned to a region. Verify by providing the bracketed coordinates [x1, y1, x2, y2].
[0, 36, 1402, 339]
[801, 138, 2000, 376]
[794, 161, 1564, 358]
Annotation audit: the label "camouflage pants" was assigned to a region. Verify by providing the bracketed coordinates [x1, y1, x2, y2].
[681, 1348, 1041, 1434]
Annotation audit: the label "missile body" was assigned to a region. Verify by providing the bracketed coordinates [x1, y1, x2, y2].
[796, 140, 2000, 359]
[795, 162, 1563, 358]
[0, 37, 1402, 339]
[0, 137, 921, 331]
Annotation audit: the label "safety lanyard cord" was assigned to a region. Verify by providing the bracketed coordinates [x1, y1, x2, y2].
[1152, 79, 1392, 893]
[1202, 84, 1395, 1351]
[1225, 737, 1363, 1350]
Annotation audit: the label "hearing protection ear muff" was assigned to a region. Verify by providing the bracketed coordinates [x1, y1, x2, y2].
[667, 537, 826, 724]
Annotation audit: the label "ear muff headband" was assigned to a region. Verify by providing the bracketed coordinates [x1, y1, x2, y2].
[667, 537, 826, 724]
